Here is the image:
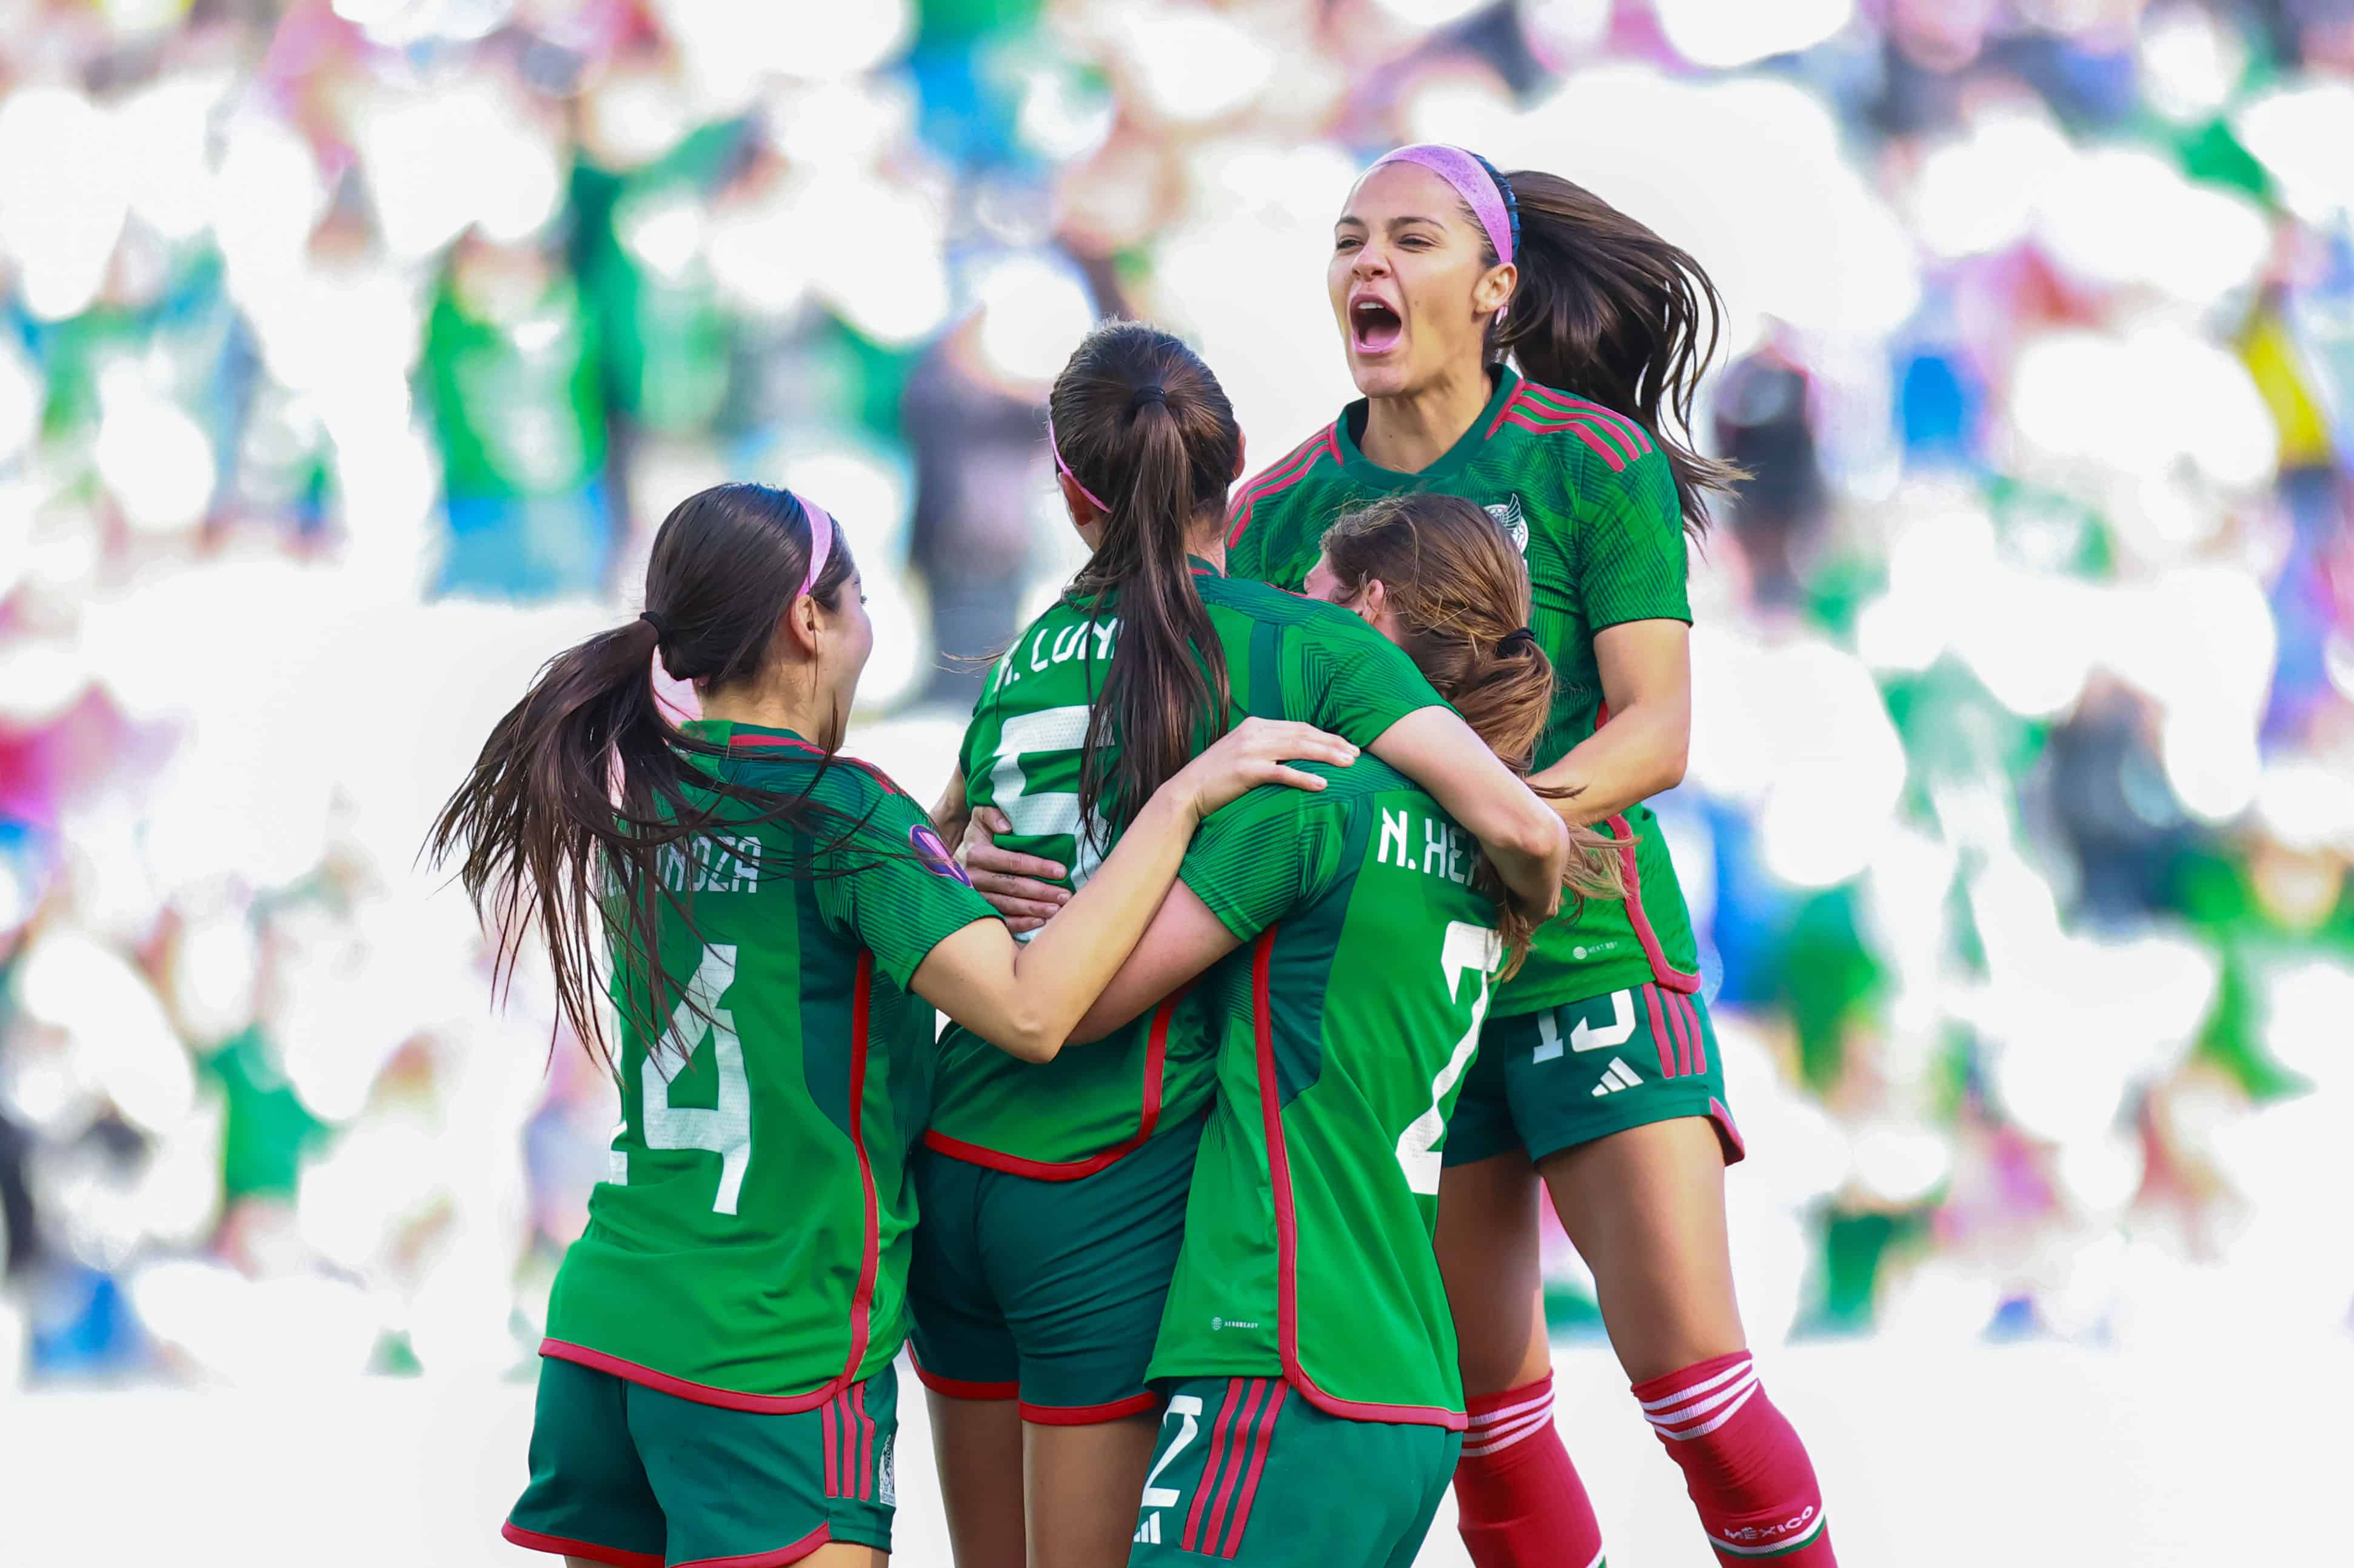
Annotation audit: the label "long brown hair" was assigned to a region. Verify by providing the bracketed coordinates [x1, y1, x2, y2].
[1319, 494, 1626, 976]
[1484, 169, 1745, 538]
[426, 482, 869, 1069]
[1051, 321, 1242, 849]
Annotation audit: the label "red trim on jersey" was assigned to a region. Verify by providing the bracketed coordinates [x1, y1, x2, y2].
[1182, 1378, 1249, 1552]
[1225, 425, 1339, 549]
[1251, 929, 1469, 1430]
[501, 1522, 663, 1568]
[1513, 382, 1654, 455]
[1019, 1392, 1160, 1424]
[1202, 1376, 1269, 1550]
[1217, 1377, 1287, 1557]
[671, 1524, 834, 1568]
[1642, 984, 1676, 1078]
[921, 990, 1183, 1179]
[1605, 811, 1701, 994]
[538, 1341, 840, 1414]
[1501, 409, 1627, 471]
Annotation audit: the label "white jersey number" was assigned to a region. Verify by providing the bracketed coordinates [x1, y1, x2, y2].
[1394, 921, 1503, 1196]
[612, 942, 752, 1215]
[986, 705, 1110, 938]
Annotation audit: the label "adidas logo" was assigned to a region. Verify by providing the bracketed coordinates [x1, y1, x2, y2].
[1134, 1513, 1163, 1546]
[1591, 1058, 1642, 1096]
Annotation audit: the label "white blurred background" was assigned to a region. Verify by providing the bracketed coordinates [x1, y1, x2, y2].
[0, 1, 2348, 1563]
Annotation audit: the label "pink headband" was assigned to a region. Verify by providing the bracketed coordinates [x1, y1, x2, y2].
[798, 496, 834, 599]
[1046, 410, 1111, 514]
[1366, 143, 1515, 267]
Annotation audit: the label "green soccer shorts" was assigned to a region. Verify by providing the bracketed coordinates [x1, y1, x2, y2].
[908, 1110, 1205, 1423]
[1444, 982, 1746, 1169]
[503, 1355, 896, 1567]
[1126, 1375, 1461, 1567]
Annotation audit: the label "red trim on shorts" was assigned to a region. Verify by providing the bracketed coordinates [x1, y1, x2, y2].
[1202, 1377, 1269, 1550]
[1677, 994, 1707, 1075]
[502, 1521, 663, 1568]
[1708, 1097, 1747, 1164]
[821, 1395, 840, 1495]
[671, 1523, 834, 1568]
[537, 957, 881, 1417]
[1663, 986, 1694, 1076]
[1182, 1378, 1248, 1552]
[921, 991, 1183, 1179]
[1019, 1392, 1160, 1425]
[1641, 984, 1675, 1077]
[854, 1379, 876, 1500]
[1252, 929, 1468, 1431]
[1225, 425, 1339, 549]
[907, 1345, 1018, 1401]
[1217, 1378, 1286, 1558]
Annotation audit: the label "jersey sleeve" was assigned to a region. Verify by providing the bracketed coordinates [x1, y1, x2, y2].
[1285, 605, 1451, 744]
[814, 775, 1000, 988]
[1177, 775, 1346, 942]
[1574, 445, 1693, 631]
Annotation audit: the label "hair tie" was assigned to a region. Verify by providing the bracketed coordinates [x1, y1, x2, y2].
[639, 609, 669, 639]
[1498, 626, 1537, 652]
[1129, 384, 1167, 412]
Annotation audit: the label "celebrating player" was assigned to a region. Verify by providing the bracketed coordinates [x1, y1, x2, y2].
[1246, 145, 1836, 1568]
[914, 321, 1575, 1568]
[429, 481, 1355, 1568]
[1020, 491, 1613, 1567]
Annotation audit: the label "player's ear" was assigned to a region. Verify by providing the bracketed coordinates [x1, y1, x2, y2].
[1057, 471, 1103, 536]
[1476, 261, 1517, 319]
[1359, 578, 1388, 621]
[780, 590, 824, 658]
[1231, 431, 1248, 484]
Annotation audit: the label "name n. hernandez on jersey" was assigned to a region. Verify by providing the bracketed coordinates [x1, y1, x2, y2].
[1222, 367, 1705, 1018]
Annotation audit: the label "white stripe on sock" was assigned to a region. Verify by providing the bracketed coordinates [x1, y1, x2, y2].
[1465, 1388, 1554, 1431]
[1457, 1406, 1556, 1458]
[1653, 1380, 1760, 1441]
[1645, 1368, 1760, 1431]
[1637, 1356, 1753, 1413]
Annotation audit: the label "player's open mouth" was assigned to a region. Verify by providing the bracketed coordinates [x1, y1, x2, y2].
[1351, 297, 1403, 355]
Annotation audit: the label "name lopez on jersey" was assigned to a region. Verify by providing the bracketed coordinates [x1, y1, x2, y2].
[1376, 807, 1477, 887]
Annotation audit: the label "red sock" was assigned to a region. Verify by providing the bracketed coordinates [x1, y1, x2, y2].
[1633, 1351, 1834, 1565]
[1453, 1373, 1606, 1568]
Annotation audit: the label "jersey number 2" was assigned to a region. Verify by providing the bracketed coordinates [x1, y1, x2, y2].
[614, 942, 752, 1215]
[1395, 921, 1502, 1196]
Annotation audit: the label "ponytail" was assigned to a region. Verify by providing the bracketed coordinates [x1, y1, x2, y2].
[426, 484, 874, 1070]
[1319, 494, 1628, 978]
[1049, 321, 1243, 847]
[1492, 171, 1745, 538]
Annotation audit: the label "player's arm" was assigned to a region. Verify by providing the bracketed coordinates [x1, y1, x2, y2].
[1367, 709, 1568, 918]
[1526, 619, 1690, 824]
[911, 719, 1356, 1062]
[1064, 885, 1240, 1043]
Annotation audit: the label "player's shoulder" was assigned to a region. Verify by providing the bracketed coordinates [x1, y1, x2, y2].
[1493, 377, 1673, 498]
[1224, 418, 1347, 542]
[1198, 570, 1359, 634]
[727, 739, 910, 816]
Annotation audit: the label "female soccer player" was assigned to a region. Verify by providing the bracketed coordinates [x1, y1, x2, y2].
[914, 321, 1577, 1568]
[429, 481, 1354, 1568]
[1019, 490, 1606, 1567]
[1251, 146, 1837, 1568]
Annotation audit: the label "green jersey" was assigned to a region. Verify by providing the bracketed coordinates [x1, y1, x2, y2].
[544, 721, 996, 1409]
[1146, 759, 1500, 1428]
[926, 559, 1448, 1176]
[1226, 368, 1704, 1014]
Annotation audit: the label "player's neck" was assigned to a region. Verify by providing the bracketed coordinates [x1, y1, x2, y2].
[1185, 516, 1227, 573]
[700, 674, 832, 744]
[1360, 364, 1494, 473]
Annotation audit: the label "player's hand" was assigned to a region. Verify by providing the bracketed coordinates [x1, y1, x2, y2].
[959, 805, 1068, 934]
[1176, 718, 1357, 819]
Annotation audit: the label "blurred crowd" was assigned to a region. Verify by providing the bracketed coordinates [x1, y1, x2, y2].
[0, 0, 2349, 1389]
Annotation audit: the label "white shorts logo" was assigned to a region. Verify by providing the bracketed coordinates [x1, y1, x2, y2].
[878, 1433, 896, 1507]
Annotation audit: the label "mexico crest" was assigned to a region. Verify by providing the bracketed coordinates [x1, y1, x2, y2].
[1486, 493, 1529, 555]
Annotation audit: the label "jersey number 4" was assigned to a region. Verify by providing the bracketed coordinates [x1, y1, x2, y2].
[612, 942, 752, 1215]
[1395, 921, 1502, 1196]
